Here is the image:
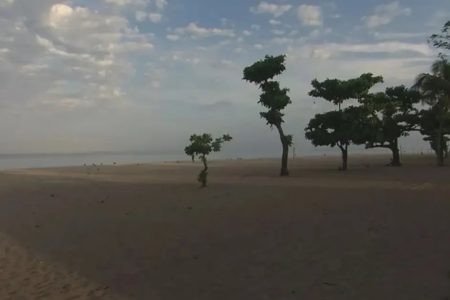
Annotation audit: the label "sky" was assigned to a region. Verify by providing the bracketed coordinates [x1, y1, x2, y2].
[0, 0, 449, 157]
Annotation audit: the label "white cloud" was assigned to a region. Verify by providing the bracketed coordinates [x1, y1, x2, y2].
[363, 1, 412, 29]
[250, 2, 292, 18]
[173, 23, 235, 39]
[304, 41, 432, 60]
[103, 0, 146, 6]
[373, 31, 429, 40]
[0, 2, 154, 113]
[269, 19, 281, 26]
[155, 0, 168, 10]
[135, 11, 147, 22]
[166, 34, 180, 41]
[297, 5, 323, 27]
[148, 13, 162, 23]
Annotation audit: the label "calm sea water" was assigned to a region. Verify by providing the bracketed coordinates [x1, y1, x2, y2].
[0, 153, 188, 170]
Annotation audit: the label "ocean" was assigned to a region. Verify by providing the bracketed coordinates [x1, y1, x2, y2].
[0, 152, 188, 170]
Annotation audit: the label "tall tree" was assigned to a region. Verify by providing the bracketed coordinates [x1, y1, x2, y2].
[243, 55, 292, 176]
[418, 107, 450, 160]
[362, 86, 421, 166]
[305, 106, 370, 171]
[413, 59, 450, 166]
[307, 73, 383, 170]
[185, 133, 232, 188]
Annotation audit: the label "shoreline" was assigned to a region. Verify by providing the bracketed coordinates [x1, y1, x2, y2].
[0, 152, 438, 173]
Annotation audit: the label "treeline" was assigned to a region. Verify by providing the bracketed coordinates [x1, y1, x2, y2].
[242, 20, 450, 175]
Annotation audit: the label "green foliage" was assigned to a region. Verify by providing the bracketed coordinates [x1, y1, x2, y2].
[243, 55, 292, 127]
[419, 107, 450, 158]
[306, 73, 382, 170]
[429, 20, 450, 56]
[414, 59, 450, 165]
[309, 73, 384, 107]
[414, 59, 450, 102]
[362, 86, 421, 148]
[243, 55, 287, 84]
[305, 106, 370, 149]
[184, 133, 232, 187]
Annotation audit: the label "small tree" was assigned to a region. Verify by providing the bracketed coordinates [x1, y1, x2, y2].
[305, 106, 369, 171]
[185, 133, 232, 188]
[362, 86, 421, 166]
[243, 55, 292, 176]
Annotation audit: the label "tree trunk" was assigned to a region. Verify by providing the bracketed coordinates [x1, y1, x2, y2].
[437, 121, 445, 167]
[198, 155, 208, 188]
[275, 124, 289, 177]
[390, 140, 401, 167]
[339, 144, 348, 171]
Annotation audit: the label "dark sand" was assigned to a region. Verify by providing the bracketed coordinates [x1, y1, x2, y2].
[0, 155, 449, 299]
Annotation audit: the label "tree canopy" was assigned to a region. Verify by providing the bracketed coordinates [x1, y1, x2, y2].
[429, 20, 450, 56]
[309, 73, 384, 108]
[243, 55, 287, 84]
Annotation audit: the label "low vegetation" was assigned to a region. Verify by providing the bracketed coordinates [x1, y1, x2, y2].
[185, 133, 232, 187]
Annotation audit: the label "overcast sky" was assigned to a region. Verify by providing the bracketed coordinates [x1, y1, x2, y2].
[0, 0, 448, 156]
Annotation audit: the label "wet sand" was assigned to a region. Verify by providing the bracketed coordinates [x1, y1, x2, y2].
[0, 155, 449, 299]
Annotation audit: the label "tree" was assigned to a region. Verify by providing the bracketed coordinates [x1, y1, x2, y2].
[413, 59, 450, 166]
[418, 106, 450, 161]
[307, 73, 383, 170]
[429, 20, 450, 57]
[185, 133, 232, 188]
[362, 86, 421, 166]
[243, 55, 292, 176]
[305, 106, 370, 171]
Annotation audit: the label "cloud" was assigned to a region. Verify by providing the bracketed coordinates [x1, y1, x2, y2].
[148, 13, 162, 23]
[166, 34, 180, 41]
[173, 23, 235, 39]
[0, 1, 154, 113]
[372, 31, 429, 40]
[250, 2, 292, 18]
[301, 41, 432, 60]
[269, 19, 281, 26]
[154, 0, 167, 10]
[363, 1, 412, 29]
[102, 0, 147, 6]
[135, 11, 147, 22]
[297, 5, 323, 27]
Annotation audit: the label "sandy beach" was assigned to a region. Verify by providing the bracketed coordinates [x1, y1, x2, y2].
[0, 155, 449, 299]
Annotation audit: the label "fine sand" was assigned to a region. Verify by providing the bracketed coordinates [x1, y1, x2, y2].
[0, 154, 449, 300]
